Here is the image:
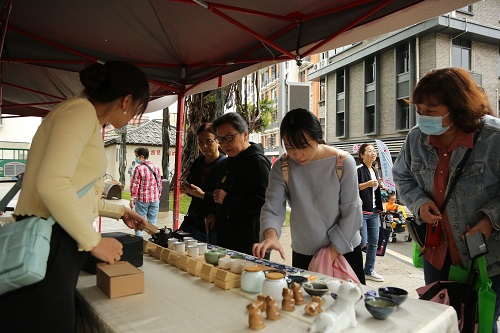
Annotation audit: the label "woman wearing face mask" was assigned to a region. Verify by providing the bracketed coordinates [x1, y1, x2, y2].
[357, 143, 384, 282]
[180, 123, 226, 242]
[393, 67, 500, 331]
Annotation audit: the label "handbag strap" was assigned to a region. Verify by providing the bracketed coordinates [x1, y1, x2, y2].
[440, 120, 484, 212]
[0, 174, 96, 212]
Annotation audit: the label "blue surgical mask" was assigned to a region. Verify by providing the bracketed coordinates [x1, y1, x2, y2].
[416, 112, 451, 135]
[135, 157, 141, 164]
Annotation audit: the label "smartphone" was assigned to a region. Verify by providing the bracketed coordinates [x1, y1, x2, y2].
[181, 179, 193, 188]
[465, 232, 488, 259]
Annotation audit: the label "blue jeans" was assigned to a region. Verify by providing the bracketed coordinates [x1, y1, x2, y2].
[360, 210, 380, 275]
[424, 255, 500, 332]
[134, 200, 159, 236]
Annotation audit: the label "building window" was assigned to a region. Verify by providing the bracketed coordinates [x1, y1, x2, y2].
[397, 44, 410, 74]
[396, 99, 410, 130]
[336, 68, 347, 137]
[366, 57, 375, 84]
[320, 117, 325, 136]
[365, 106, 376, 134]
[458, 5, 472, 13]
[319, 79, 325, 101]
[452, 38, 471, 70]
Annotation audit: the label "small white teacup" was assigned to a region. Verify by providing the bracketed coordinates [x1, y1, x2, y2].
[174, 241, 185, 253]
[167, 238, 178, 249]
[198, 243, 208, 255]
[186, 239, 198, 247]
[230, 259, 246, 274]
[187, 245, 199, 257]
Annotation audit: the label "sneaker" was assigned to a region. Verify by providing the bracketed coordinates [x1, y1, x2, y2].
[365, 271, 384, 282]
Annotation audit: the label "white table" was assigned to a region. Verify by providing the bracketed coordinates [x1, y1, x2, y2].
[76, 256, 459, 333]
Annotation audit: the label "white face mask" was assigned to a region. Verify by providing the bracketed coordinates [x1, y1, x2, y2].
[416, 112, 451, 135]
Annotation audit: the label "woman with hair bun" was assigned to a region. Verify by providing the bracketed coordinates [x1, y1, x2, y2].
[0, 61, 150, 332]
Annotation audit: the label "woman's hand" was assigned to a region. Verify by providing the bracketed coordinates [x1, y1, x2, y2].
[121, 207, 147, 230]
[213, 189, 227, 205]
[90, 238, 123, 264]
[129, 199, 135, 209]
[418, 201, 443, 224]
[252, 229, 285, 260]
[182, 183, 204, 199]
[329, 244, 339, 263]
[205, 214, 216, 234]
[466, 215, 494, 240]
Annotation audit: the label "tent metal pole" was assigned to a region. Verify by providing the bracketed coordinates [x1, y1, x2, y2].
[172, 88, 185, 230]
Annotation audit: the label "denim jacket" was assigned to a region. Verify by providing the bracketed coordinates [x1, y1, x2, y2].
[393, 115, 500, 277]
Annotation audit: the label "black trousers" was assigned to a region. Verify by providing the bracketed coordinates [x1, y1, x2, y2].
[0, 223, 86, 333]
[292, 245, 366, 285]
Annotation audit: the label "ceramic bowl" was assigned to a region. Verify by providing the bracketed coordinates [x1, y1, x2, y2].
[365, 296, 397, 320]
[213, 247, 227, 258]
[378, 287, 408, 306]
[230, 253, 244, 260]
[230, 258, 246, 274]
[285, 275, 309, 287]
[302, 282, 329, 297]
[218, 257, 232, 269]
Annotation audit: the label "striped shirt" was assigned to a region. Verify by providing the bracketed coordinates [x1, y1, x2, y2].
[130, 161, 162, 203]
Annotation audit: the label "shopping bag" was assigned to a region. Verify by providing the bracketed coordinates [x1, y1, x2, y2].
[417, 256, 495, 333]
[412, 243, 424, 268]
[308, 246, 360, 284]
[448, 256, 496, 333]
[376, 226, 391, 256]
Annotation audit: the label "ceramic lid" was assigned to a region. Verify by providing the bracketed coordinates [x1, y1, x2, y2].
[244, 266, 261, 273]
[266, 272, 284, 280]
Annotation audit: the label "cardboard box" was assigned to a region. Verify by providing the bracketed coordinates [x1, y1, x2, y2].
[96, 261, 144, 299]
[138, 221, 158, 235]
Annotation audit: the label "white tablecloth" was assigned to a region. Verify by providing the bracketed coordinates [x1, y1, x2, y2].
[76, 256, 459, 333]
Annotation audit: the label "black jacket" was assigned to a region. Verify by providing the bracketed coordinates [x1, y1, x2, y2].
[357, 163, 383, 213]
[214, 143, 271, 255]
[183, 154, 227, 233]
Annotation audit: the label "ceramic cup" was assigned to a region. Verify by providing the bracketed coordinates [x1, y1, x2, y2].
[186, 239, 198, 247]
[187, 245, 199, 257]
[198, 243, 207, 255]
[167, 238, 178, 249]
[230, 258, 246, 274]
[204, 250, 221, 265]
[218, 257, 232, 270]
[183, 237, 194, 242]
[174, 241, 186, 253]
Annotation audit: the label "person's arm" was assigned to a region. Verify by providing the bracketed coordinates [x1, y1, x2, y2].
[392, 133, 433, 222]
[253, 162, 287, 259]
[327, 154, 363, 255]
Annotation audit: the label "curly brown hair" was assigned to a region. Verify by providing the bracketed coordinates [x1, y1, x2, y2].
[409, 67, 492, 133]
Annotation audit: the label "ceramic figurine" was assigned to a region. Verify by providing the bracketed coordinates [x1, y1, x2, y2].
[265, 295, 281, 320]
[307, 280, 362, 333]
[290, 281, 306, 305]
[281, 287, 295, 311]
[305, 296, 323, 316]
[253, 294, 267, 312]
[246, 302, 265, 330]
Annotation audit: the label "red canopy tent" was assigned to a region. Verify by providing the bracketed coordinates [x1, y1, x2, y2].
[0, 0, 475, 226]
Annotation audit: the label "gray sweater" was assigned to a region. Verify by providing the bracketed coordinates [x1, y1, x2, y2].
[260, 154, 362, 256]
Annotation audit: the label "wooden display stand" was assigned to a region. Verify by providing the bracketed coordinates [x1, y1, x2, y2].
[214, 268, 241, 290]
[178, 254, 190, 271]
[199, 263, 217, 282]
[187, 258, 203, 276]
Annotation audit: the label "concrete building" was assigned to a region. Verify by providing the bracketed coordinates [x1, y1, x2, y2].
[308, 1, 500, 158]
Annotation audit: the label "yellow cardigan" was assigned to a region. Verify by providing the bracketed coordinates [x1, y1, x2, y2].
[14, 98, 125, 251]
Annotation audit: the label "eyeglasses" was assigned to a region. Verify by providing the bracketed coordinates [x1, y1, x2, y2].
[215, 132, 241, 144]
[197, 139, 215, 146]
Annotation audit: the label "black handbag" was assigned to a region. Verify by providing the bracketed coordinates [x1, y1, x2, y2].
[408, 122, 483, 251]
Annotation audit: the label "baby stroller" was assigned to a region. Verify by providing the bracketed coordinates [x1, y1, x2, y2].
[381, 210, 412, 243]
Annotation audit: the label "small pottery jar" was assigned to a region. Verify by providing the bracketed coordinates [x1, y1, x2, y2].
[241, 266, 265, 293]
[262, 272, 287, 303]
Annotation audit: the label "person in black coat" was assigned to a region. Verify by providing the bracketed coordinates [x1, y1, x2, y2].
[180, 123, 226, 242]
[207, 112, 271, 255]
